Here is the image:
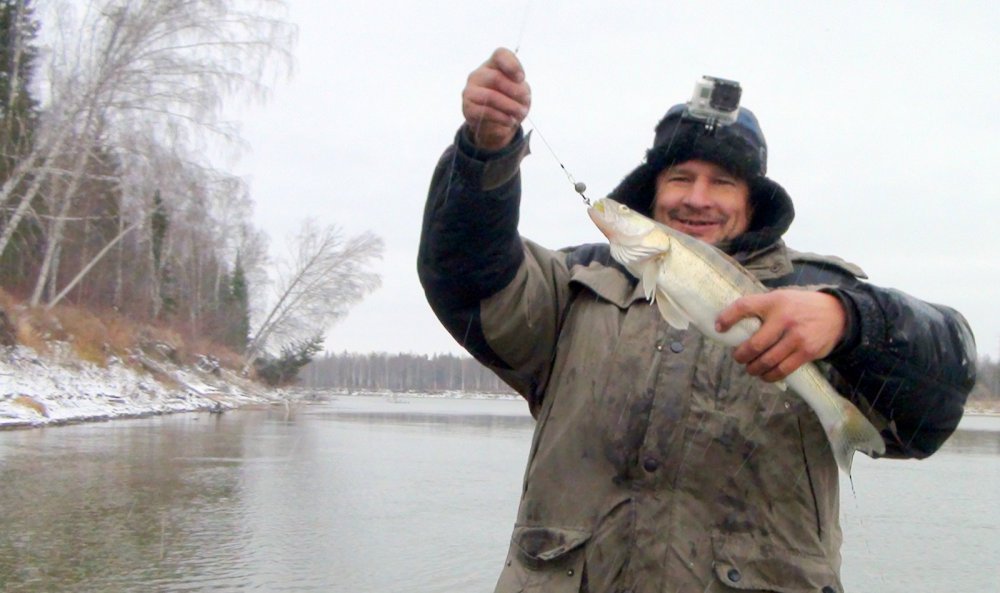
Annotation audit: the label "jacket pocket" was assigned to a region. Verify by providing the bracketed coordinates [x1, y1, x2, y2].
[494, 525, 590, 593]
[711, 532, 843, 593]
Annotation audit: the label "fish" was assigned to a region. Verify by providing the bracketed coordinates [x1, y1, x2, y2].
[587, 197, 886, 474]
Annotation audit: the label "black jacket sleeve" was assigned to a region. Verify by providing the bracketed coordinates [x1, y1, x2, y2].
[416, 126, 529, 368]
[771, 263, 977, 459]
[828, 283, 976, 459]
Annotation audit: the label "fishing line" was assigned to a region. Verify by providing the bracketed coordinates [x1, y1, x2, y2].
[513, 0, 531, 54]
[523, 114, 591, 206]
[512, 7, 590, 207]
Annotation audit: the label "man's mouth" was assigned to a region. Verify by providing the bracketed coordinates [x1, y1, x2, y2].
[677, 218, 719, 227]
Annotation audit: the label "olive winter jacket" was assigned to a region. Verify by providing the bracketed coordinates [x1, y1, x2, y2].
[417, 127, 977, 593]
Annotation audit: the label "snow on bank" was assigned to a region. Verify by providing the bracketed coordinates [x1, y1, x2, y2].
[5, 344, 992, 429]
[0, 344, 285, 429]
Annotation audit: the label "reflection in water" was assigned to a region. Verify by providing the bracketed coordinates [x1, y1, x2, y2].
[942, 425, 1000, 455]
[0, 415, 257, 591]
[318, 410, 534, 431]
[0, 398, 997, 593]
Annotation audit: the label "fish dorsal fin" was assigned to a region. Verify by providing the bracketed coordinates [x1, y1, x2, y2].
[655, 287, 691, 330]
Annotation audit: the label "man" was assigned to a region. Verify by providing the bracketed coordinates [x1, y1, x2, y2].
[417, 48, 976, 593]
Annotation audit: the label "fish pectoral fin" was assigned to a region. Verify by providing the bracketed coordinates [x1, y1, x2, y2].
[641, 260, 659, 302]
[655, 287, 690, 330]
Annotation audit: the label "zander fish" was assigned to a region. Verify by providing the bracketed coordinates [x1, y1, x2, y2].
[587, 197, 885, 474]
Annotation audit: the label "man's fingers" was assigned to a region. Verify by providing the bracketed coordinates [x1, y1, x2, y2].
[725, 294, 780, 364]
[723, 289, 847, 381]
[463, 85, 528, 122]
[744, 334, 795, 377]
[488, 47, 525, 83]
[716, 294, 765, 333]
[732, 317, 783, 365]
[474, 48, 528, 100]
[467, 67, 531, 110]
[745, 336, 811, 382]
[462, 48, 531, 150]
[760, 352, 808, 383]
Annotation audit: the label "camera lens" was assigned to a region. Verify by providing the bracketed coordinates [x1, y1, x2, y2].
[710, 82, 741, 112]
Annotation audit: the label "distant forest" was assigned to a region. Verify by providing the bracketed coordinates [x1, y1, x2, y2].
[302, 351, 1000, 409]
[301, 352, 515, 394]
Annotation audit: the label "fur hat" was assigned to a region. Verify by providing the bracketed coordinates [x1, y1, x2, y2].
[608, 103, 795, 251]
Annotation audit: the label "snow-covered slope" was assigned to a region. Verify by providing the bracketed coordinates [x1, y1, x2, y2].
[0, 344, 280, 428]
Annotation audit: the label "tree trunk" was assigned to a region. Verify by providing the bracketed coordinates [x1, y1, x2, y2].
[29, 116, 99, 306]
[47, 219, 140, 309]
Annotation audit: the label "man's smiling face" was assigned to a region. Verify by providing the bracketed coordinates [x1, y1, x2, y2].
[652, 159, 751, 246]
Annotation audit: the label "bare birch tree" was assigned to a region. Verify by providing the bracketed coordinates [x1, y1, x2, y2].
[245, 221, 383, 367]
[0, 0, 295, 306]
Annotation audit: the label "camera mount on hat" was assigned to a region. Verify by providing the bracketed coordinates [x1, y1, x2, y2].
[685, 76, 742, 130]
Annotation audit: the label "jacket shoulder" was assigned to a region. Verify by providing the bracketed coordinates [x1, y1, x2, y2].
[766, 248, 867, 289]
[561, 242, 614, 269]
[786, 248, 867, 279]
[559, 243, 640, 308]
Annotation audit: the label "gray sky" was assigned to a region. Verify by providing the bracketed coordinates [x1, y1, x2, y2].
[234, 1, 999, 359]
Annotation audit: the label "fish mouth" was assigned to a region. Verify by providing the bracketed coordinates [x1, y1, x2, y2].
[587, 201, 613, 239]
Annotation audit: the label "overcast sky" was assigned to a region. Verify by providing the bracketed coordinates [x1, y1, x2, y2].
[232, 1, 999, 360]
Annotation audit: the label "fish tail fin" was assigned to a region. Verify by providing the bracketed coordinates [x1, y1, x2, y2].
[828, 402, 886, 475]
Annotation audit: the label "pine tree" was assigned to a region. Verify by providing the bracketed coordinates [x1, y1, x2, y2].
[254, 334, 324, 386]
[151, 190, 167, 272]
[149, 190, 177, 317]
[0, 0, 40, 291]
[223, 255, 250, 352]
[0, 0, 38, 178]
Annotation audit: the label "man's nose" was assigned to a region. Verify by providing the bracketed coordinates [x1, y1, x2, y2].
[682, 177, 712, 208]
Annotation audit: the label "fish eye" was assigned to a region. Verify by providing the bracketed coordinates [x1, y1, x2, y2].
[618, 205, 630, 213]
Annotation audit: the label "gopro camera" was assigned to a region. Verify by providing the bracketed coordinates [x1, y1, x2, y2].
[686, 76, 742, 126]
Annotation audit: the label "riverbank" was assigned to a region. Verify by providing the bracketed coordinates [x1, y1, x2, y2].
[0, 344, 287, 429]
[3, 343, 996, 430]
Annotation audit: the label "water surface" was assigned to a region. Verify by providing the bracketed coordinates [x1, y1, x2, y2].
[0, 396, 997, 592]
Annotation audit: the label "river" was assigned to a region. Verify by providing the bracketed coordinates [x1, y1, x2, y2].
[0, 395, 997, 592]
